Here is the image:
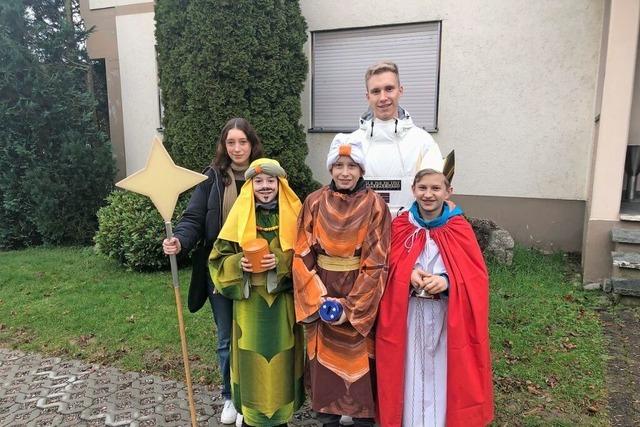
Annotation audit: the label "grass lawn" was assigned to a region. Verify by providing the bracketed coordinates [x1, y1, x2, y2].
[0, 246, 607, 425]
[0, 246, 221, 386]
[489, 249, 607, 426]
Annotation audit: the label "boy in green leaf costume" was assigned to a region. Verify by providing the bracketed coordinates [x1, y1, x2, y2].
[210, 158, 304, 427]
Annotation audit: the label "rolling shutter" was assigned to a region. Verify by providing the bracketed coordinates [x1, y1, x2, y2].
[312, 22, 441, 132]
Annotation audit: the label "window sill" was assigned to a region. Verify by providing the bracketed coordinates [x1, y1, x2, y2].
[307, 128, 356, 134]
[307, 127, 439, 134]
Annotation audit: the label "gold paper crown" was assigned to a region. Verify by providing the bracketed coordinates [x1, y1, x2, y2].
[418, 149, 455, 183]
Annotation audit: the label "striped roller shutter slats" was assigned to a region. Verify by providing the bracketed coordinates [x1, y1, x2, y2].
[312, 22, 441, 131]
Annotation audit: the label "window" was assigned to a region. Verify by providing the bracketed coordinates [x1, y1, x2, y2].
[311, 22, 441, 132]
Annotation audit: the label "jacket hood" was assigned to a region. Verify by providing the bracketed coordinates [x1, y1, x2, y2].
[358, 106, 416, 137]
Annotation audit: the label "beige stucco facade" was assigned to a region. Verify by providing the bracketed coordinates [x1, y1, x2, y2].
[582, 0, 640, 282]
[301, 0, 603, 202]
[81, 0, 158, 178]
[81, 0, 640, 279]
[300, 0, 605, 252]
[115, 11, 161, 175]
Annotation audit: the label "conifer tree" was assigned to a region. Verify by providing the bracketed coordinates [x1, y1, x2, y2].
[0, 0, 115, 248]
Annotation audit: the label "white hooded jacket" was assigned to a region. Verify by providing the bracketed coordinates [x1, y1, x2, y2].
[332, 107, 442, 215]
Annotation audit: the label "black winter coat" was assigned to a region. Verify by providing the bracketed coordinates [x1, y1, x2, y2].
[173, 167, 225, 312]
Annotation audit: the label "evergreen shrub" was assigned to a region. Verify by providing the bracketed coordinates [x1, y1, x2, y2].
[94, 191, 189, 271]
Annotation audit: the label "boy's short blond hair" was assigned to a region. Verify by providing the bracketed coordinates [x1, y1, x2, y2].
[364, 61, 400, 88]
[412, 168, 451, 189]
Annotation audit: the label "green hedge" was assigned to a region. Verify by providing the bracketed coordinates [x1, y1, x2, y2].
[94, 191, 189, 271]
[155, 0, 319, 198]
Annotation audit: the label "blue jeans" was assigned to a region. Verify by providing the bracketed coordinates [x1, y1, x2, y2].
[207, 279, 233, 400]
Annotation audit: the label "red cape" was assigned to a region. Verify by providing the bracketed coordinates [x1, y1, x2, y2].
[375, 212, 494, 427]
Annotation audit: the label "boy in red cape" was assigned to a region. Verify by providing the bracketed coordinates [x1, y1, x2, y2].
[375, 160, 494, 427]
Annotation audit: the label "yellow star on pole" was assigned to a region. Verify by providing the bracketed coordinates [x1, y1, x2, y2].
[116, 136, 207, 221]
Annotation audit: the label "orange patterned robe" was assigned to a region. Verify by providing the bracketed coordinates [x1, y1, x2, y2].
[293, 183, 391, 418]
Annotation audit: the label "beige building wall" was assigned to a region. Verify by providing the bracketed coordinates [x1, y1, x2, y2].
[115, 12, 161, 175]
[82, 1, 159, 177]
[300, 0, 603, 201]
[300, 0, 604, 251]
[588, 1, 639, 222]
[583, 0, 640, 282]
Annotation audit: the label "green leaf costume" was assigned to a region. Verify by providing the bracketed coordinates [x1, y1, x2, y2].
[210, 208, 304, 426]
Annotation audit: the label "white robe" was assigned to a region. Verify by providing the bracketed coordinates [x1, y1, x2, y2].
[403, 226, 448, 427]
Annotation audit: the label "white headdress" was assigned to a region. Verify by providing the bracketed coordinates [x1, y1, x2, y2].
[326, 135, 366, 172]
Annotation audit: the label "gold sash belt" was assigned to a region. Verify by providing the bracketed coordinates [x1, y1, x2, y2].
[317, 254, 361, 272]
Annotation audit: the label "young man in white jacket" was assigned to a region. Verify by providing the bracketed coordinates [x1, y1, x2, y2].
[331, 61, 442, 427]
[335, 61, 442, 217]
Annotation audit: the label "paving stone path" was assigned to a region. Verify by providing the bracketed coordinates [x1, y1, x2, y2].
[0, 348, 317, 427]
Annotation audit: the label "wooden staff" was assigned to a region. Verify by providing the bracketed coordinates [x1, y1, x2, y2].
[115, 137, 208, 427]
[165, 221, 197, 427]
